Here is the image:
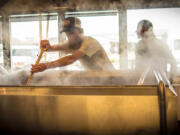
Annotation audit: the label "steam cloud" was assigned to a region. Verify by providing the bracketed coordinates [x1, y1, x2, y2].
[0, 67, 140, 86]
[0, 0, 179, 86]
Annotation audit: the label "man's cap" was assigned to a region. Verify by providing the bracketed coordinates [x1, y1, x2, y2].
[61, 17, 81, 33]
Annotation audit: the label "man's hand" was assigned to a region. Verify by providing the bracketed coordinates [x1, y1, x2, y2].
[40, 40, 51, 51]
[31, 63, 48, 73]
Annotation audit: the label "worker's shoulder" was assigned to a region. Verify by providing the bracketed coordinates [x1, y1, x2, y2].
[138, 37, 165, 46]
[153, 38, 169, 49]
[83, 36, 98, 42]
[82, 36, 101, 46]
[153, 37, 164, 43]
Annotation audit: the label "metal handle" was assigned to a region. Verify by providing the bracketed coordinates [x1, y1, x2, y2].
[154, 70, 168, 135]
[26, 14, 45, 86]
[158, 81, 168, 135]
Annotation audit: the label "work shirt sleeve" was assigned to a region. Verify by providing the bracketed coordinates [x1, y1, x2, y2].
[79, 37, 101, 57]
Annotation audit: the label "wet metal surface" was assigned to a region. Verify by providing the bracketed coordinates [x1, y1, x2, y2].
[0, 86, 177, 135]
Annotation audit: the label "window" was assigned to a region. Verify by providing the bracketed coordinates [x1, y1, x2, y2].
[65, 11, 120, 70]
[10, 13, 59, 70]
[127, 8, 180, 68]
[0, 16, 3, 66]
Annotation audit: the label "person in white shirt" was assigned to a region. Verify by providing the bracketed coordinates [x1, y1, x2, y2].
[135, 19, 176, 76]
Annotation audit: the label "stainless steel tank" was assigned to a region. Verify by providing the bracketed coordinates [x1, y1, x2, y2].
[0, 85, 177, 135]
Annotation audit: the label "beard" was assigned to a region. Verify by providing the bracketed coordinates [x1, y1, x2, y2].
[69, 36, 83, 49]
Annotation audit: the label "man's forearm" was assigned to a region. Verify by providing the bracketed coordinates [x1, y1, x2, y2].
[47, 44, 62, 52]
[45, 50, 83, 69]
[46, 55, 75, 68]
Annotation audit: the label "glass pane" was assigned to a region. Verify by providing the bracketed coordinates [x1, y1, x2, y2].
[127, 8, 180, 69]
[80, 15, 119, 69]
[10, 14, 59, 71]
[0, 17, 3, 66]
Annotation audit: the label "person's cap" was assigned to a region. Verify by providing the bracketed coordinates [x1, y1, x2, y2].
[61, 17, 81, 33]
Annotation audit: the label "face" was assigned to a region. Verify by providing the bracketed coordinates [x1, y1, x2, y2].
[66, 31, 75, 40]
[65, 29, 82, 45]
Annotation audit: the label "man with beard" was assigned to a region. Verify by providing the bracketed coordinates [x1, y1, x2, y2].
[31, 17, 114, 73]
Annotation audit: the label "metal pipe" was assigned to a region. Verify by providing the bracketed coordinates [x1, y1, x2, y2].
[160, 71, 177, 96]
[158, 81, 168, 135]
[154, 70, 168, 135]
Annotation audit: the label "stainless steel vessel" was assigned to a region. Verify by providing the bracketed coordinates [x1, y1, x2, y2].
[0, 85, 177, 135]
